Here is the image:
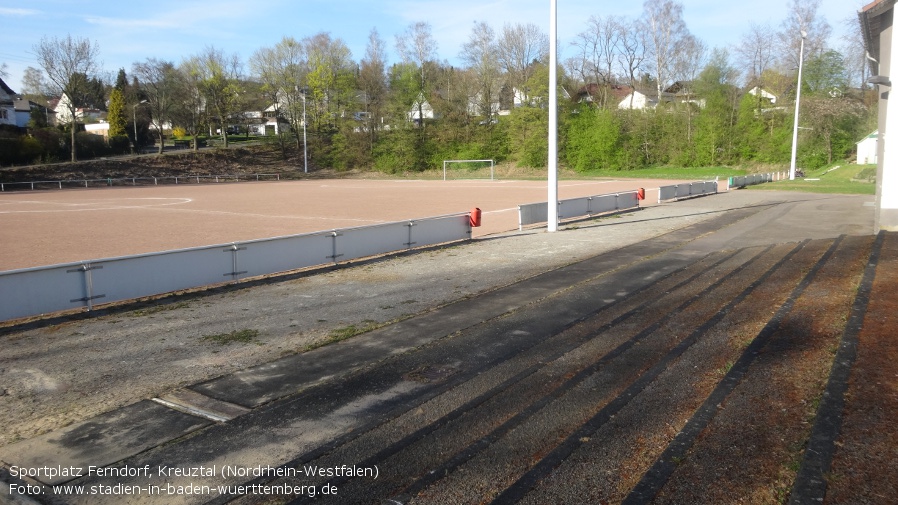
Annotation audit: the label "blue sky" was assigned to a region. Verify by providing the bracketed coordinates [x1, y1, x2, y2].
[0, 0, 865, 92]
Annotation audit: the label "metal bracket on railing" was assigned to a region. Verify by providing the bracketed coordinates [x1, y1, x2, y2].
[67, 263, 106, 311]
[223, 244, 248, 280]
[328, 231, 344, 262]
[405, 221, 417, 248]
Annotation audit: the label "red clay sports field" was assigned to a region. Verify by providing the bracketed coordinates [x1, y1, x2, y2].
[0, 178, 694, 271]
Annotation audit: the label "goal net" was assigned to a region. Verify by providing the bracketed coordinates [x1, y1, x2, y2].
[442, 159, 495, 181]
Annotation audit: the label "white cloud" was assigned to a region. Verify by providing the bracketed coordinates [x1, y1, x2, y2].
[0, 7, 40, 16]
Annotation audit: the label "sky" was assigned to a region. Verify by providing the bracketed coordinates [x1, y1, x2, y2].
[0, 0, 868, 93]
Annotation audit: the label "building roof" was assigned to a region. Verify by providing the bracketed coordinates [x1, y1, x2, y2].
[0, 77, 15, 96]
[859, 0, 897, 74]
[0, 77, 15, 106]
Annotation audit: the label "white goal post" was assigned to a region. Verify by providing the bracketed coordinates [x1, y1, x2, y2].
[442, 159, 495, 181]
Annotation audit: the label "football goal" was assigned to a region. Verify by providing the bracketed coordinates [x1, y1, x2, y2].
[442, 159, 495, 181]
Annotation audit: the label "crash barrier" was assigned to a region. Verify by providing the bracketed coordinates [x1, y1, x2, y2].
[728, 172, 791, 189]
[0, 174, 281, 191]
[0, 212, 473, 323]
[658, 180, 720, 203]
[518, 191, 641, 230]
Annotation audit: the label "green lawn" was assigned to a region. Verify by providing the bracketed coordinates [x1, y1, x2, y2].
[574, 163, 875, 196]
[575, 166, 748, 180]
[746, 164, 876, 195]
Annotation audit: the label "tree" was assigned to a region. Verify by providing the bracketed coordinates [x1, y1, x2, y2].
[20, 67, 48, 99]
[0, 63, 7, 79]
[358, 29, 388, 155]
[189, 47, 243, 147]
[640, 0, 692, 99]
[396, 22, 439, 128]
[250, 36, 308, 154]
[303, 32, 354, 133]
[570, 15, 624, 108]
[693, 48, 741, 165]
[840, 11, 870, 92]
[735, 24, 776, 86]
[800, 95, 866, 166]
[174, 58, 207, 151]
[617, 19, 647, 109]
[802, 49, 848, 96]
[33, 34, 102, 161]
[777, 0, 832, 69]
[496, 23, 548, 106]
[132, 58, 183, 154]
[461, 21, 502, 120]
[106, 88, 128, 137]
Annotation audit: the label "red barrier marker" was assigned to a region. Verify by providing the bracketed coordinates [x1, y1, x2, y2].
[470, 207, 482, 227]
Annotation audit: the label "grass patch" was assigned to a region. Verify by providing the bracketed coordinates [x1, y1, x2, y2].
[746, 164, 876, 195]
[576, 165, 749, 180]
[328, 320, 379, 341]
[128, 302, 190, 317]
[202, 328, 259, 345]
[304, 320, 381, 352]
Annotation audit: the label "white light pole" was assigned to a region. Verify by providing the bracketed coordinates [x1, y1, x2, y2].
[132, 99, 147, 155]
[789, 30, 807, 181]
[548, 0, 559, 232]
[300, 87, 308, 174]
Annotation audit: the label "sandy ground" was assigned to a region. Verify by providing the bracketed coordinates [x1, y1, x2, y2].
[0, 178, 693, 271]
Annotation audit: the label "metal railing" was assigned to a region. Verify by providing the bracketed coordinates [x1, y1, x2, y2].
[658, 180, 720, 203]
[518, 191, 641, 230]
[728, 172, 785, 189]
[0, 212, 473, 322]
[0, 174, 282, 191]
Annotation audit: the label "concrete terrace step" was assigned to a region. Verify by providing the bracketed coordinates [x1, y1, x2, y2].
[0, 216, 887, 505]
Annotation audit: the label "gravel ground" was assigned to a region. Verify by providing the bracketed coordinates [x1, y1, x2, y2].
[0, 190, 768, 449]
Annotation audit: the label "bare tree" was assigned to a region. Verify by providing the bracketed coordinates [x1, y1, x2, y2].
[840, 11, 869, 91]
[461, 21, 502, 119]
[359, 28, 387, 144]
[175, 57, 207, 151]
[734, 23, 777, 90]
[571, 15, 624, 108]
[673, 35, 706, 142]
[640, 0, 692, 99]
[616, 18, 647, 108]
[0, 62, 7, 79]
[20, 67, 48, 99]
[777, 0, 832, 69]
[33, 34, 101, 161]
[250, 36, 308, 151]
[132, 58, 182, 154]
[396, 22, 439, 126]
[496, 22, 549, 106]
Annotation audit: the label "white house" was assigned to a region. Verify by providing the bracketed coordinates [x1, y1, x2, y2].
[53, 93, 104, 125]
[747, 86, 777, 105]
[857, 131, 878, 164]
[84, 121, 110, 139]
[618, 90, 662, 110]
[0, 77, 15, 127]
[467, 92, 501, 118]
[408, 93, 437, 123]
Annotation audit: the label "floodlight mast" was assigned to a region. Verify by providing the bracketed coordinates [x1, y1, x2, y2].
[789, 30, 807, 181]
[548, 0, 559, 232]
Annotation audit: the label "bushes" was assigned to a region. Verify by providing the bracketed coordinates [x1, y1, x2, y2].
[108, 135, 131, 155]
[0, 129, 60, 166]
